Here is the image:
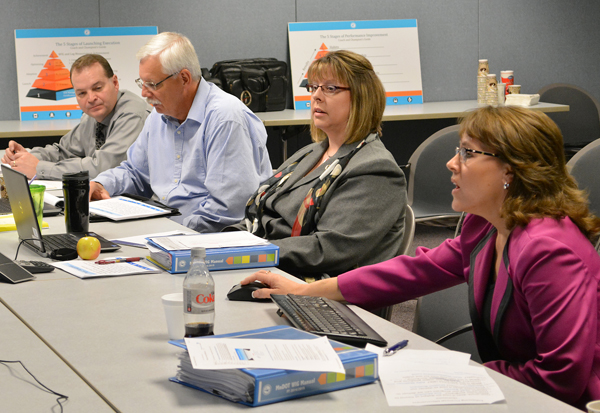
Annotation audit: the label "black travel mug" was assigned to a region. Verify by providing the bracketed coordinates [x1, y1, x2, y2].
[62, 171, 90, 233]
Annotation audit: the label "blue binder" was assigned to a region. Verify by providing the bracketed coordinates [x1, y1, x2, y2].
[148, 239, 279, 273]
[169, 325, 378, 406]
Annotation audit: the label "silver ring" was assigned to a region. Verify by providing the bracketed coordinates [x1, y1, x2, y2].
[265, 270, 271, 273]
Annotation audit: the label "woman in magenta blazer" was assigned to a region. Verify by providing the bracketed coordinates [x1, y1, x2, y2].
[243, 106, 600, 408]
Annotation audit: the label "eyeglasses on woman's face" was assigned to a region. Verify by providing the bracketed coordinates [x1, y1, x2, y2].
[455, 147, 499, 164]
[305, 84, 350, 96]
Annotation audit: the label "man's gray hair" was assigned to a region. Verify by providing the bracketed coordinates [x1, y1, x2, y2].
[136, 32, 201, 81]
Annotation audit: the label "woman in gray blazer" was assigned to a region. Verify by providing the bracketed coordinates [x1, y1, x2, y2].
[230, 50, 407, 280]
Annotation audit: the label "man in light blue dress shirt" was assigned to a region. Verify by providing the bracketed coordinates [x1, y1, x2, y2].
[90, 32, 272, 232]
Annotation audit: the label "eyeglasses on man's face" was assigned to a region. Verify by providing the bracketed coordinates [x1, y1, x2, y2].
[455, 147, 499, 164]
[135, 71, 180, 91]
[305, 84, 350, 96]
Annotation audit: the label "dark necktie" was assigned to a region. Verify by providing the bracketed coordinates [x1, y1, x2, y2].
[95, 123, 105, 150]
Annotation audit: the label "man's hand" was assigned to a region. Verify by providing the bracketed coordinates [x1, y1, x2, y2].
[9, 151, 39, 179]
[90, 181, 111, 200]
[2, 140, 26, 164]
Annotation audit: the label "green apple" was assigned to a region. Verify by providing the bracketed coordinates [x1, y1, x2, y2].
[77, 236, 101, 260]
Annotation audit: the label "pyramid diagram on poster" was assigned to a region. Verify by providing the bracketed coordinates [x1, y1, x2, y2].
[26, 51, 74, 101]
[299, 43, 330, 88]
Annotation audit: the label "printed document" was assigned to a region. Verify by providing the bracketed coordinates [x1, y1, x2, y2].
[52, 258, 161, 279]
[89, 196, 170, 220]
[112, 230, 196, 248]
[366, 345, 505, 406]
[184, 336, 345, 373]
[34, 180, 63, 191]
[149, 232, 270, 251]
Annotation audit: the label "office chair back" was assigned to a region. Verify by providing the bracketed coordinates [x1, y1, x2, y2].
[567, 138, 600, 216]
[407, 125, 462, 224]
[373, 204, 417, 322]
[454, 211, 467, 238]
[413, 215, 479, 362]
[413, 283, 480, 362]
[397, 204, 416, 256]
[538, 83, 600, 157]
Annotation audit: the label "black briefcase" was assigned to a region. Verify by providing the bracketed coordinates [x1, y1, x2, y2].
[208, 58, 288, 112]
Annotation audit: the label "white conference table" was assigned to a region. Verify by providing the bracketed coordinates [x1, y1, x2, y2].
[0, 301, 114, 412]
[257, 100, 570, 126]
[0, 100, 569, 138]
[0, 215, 579, 412]
[0, 119, 80, 139]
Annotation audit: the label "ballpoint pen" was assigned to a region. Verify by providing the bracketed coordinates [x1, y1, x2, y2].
[383, 339, 409, 357]
[28, 174, 37, 185]
[95, 257, 143, 265]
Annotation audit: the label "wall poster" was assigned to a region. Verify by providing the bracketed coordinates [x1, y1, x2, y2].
[15, 26, 158, 121]
[288, 19, 423, 110]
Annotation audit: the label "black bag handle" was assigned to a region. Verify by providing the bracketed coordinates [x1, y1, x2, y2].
[241, 68, 270, 95]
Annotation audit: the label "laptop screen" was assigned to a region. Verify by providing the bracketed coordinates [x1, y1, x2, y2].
[1, 165, 46, 253]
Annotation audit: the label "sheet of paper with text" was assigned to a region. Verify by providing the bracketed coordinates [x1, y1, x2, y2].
[288, 19, 423, 110]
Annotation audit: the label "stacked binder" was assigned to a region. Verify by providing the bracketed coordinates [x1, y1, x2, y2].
[147, 232, 279, 273]
[169, 325, 379, 406]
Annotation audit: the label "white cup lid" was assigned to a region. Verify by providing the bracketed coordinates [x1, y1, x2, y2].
[161, 292, 183, 303]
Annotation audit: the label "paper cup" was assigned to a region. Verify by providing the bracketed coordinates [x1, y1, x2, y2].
[478, 59, 489, 76]
[0, 175, 7, 199]
[500, 70, 514, 95]
[161, 293, 185, 340]
[588, 400, 600, 413]
[497, 83, 505, 106]
[508, 84, 521, 94]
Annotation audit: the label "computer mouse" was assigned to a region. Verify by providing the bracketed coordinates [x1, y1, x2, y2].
[227, 281, 272, 302]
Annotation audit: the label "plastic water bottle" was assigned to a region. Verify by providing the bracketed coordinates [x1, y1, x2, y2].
[183, 247, 215, 337]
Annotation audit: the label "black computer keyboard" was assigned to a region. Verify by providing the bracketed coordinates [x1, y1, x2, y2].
[43, 233, 79, 250]
[0, 198, 12, 214]
[270, 294, 388, 347]
[15, 260, 55, 273]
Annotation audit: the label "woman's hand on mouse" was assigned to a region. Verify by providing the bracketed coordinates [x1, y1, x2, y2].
[241, 270, 304, 299]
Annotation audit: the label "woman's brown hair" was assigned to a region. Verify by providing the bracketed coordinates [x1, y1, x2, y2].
[306, 50, 386, 144]
[460, 106, 600, 240]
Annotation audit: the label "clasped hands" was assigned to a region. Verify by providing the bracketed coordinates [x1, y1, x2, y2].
[2, 141, 39, 179]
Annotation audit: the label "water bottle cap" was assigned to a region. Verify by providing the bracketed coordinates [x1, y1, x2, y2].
[191, 247, 206, 259]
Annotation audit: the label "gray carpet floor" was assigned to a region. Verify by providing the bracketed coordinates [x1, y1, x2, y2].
[388, 222, 458, 331]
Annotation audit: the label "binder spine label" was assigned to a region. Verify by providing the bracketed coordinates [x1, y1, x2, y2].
[155, 247, 279, 273]
[255, 358, 377, 404]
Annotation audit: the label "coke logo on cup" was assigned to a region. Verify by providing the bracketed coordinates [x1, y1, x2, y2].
[195, 293, 215, 304]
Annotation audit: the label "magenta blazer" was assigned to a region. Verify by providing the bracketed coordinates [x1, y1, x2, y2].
[339, 214, 600, 407]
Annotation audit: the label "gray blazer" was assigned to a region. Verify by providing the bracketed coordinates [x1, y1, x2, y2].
[231, 134, 407, 278]
[30, 90, 150, 180]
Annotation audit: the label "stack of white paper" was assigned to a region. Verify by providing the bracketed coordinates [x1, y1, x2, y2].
[149, 231, 270, 251]
[366, 345, 505, 407]
[89, 196, 171, 220]
[111, 230, 196, 248]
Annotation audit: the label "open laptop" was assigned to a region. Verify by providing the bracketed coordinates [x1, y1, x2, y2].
[1, 165, 120, 258]
[0, 197, 62, 217]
